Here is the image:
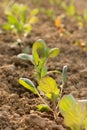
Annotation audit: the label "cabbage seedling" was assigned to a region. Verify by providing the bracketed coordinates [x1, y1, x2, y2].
[19, 76, 60, 120]
[3, 3, 39, 43]
[18, 65, 67, 120]
[18, 39, 60, 81]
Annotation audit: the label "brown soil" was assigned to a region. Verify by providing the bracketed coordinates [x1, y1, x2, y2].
[0, 0, 87, 130]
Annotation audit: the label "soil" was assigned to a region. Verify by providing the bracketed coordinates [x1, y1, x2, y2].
[0, 0, 87, 130]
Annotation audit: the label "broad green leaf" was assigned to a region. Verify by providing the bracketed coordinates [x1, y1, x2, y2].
[49, 48, 60, 58]
[17, 53, 34, 64]
[7, 14, 21, 32]
[8, 14, 18, 25]
[29, 17, 38, 24]
[59, 94, 87, 129]
[32, 39, 47, 65]
[19, 78, 37, 94]
[30, 8, 39, 15]
[59, 94, 75, 115]
[38, 76, 60, 100]
[37, 104, 51, 112]
[3, 23, 11, 30]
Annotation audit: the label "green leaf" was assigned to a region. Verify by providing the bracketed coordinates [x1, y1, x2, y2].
[19, 78, 37, 94]
[37, 104, 51, 112]
[38, 76, 60, 100]
[59, 94, 87, 129]
[49, 48, 60, 58]
[3, 23, 11, 30]
[29, 17, 38, 24]
[17, 53, 34, 64]
[59, 94, 76, 115]
[7, 14, 21, 32]
[30, 8, 39, 15]
[8, 14, 18, 25]
[32, 39, 47, 65]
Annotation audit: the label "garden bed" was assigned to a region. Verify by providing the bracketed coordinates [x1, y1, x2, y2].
[0, 0, 87, 130]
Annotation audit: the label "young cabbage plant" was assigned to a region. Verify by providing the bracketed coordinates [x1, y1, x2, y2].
[59, 94, 87, 130]
[19, 76, 60, 120]
[3, 3, 39, 43]
[18, 65, 67, 120]
[18, 39, 60, 81]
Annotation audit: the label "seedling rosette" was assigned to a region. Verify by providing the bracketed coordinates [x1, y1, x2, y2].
[18, 39, 60, 81]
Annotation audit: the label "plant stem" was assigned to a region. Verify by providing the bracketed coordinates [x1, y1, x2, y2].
[53, 102, 58, 120]
[36, 89, 53, 112]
